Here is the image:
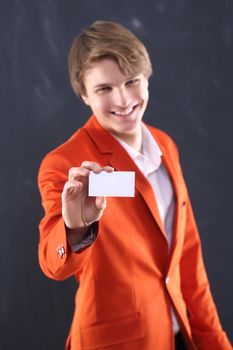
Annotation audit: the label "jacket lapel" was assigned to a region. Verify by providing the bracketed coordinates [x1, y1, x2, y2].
[83, 116, 167, 238]
[148, 125, 187, 269]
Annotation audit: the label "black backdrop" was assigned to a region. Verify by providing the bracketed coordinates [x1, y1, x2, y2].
[1, 1, 232, 349]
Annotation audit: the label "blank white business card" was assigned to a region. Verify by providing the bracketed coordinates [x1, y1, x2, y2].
[88, 171, 135, 197]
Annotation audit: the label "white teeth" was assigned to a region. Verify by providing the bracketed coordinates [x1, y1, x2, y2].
[112, 107, 134, 116]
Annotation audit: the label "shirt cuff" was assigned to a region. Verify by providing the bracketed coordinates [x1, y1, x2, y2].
[70, 222, 98, 252]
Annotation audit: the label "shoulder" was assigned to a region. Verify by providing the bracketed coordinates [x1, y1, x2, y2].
[144, 123, 179, 156]
[38, 126, 93, 183]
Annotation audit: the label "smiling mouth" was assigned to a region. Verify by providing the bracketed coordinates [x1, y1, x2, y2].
[110, 104, 139, 116]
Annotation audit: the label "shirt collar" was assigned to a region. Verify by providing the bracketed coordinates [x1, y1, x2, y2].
[111, 122, 163, 173]
[141, 122, 162, 170]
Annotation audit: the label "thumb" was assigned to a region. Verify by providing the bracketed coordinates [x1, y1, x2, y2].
[95, 196, 107, 211]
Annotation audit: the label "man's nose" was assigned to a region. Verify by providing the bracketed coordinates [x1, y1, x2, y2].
[113, 88, 131, 108]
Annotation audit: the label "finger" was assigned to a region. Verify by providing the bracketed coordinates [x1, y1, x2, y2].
[81, 161, 103, 173]
[101, 165, 114, 173]
[81, 161, 114, 174]
[68, 167, 90, 182]
[62, 180, 83, 198]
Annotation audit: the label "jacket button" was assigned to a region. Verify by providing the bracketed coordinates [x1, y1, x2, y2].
[56, 244, 65, 258]
[165, 276, 170, 285]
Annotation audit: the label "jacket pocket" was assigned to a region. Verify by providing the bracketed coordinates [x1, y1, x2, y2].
[80, 311, 145, 349]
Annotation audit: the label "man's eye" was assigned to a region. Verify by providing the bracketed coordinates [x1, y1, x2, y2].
[126, 79, 139, 86]
[96, 87, 111, 93]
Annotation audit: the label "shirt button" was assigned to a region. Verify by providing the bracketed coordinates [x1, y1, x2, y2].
[165, 276, 170, 285]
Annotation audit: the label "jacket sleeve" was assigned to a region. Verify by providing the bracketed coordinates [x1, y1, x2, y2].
[176, 156, 232, 349]
[37, 151, 97, 281]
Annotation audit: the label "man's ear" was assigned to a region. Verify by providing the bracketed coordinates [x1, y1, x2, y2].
[81, 94, 89, 106]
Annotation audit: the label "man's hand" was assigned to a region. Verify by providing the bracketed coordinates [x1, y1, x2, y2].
[62, 161, 114, 232]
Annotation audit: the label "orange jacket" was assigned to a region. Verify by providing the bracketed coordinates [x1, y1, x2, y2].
[38, 116, 231, 350]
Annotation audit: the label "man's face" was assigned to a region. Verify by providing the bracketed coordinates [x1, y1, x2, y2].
[81, 58, 149, 141]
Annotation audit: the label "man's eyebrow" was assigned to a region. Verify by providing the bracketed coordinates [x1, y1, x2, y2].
[92, 76, 138, 89]
[92, 83, 111, 89]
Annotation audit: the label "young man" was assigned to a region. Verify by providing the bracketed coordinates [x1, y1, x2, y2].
[38, 21, 231, 350]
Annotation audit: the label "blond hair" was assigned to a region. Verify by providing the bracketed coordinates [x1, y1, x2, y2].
[68, 21, 153, 98]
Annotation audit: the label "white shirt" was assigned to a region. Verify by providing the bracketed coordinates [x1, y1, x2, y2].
[115, 123, 175, 251]
[114, 123, 180, 334]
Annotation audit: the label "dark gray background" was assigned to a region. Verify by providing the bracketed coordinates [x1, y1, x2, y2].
[0, 0, 232, 349]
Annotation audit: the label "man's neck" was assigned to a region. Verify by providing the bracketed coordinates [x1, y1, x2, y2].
[121, 133, 142, 153]
[112, 125, 142, 153]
